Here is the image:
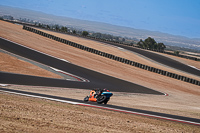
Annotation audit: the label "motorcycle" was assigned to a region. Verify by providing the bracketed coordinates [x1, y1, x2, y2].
[84, 89, 113, 104]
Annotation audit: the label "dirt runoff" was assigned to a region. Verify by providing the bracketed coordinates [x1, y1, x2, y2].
[0, 20, 200, 132]
[1, 93, 199, 133]
[0, 51, 61, 79]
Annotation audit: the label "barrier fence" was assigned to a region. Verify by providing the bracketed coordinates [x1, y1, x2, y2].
[3, 19, 200, 61]
[23, 25, 200, 86]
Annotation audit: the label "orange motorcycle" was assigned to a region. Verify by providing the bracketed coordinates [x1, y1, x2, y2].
[84, 89, 113, 104]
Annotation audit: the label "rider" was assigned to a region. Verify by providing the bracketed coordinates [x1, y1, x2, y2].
[95, 88, 109, 96]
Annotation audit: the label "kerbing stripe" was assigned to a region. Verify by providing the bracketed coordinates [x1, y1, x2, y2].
[50, 67, 90, 82]
[78, 104, 200, 126]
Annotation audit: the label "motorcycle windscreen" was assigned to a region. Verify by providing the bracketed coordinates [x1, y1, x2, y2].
[102, 92, 113, 98]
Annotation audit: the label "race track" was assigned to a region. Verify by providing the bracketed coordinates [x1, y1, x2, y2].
[1, 87, 199, 126]
[105, 42, 200, 76]
[0, 37, 162, 95]
[1, 37, 200, 125]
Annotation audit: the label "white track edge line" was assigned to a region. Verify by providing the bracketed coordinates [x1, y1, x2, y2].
[0, 90, 79, 105]
[50, 67, 90, 82]
[0, 84, 8, 87]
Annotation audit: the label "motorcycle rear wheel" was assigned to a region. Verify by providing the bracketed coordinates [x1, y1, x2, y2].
[104, 98, 110, 104]
[97, 95, 107, 104]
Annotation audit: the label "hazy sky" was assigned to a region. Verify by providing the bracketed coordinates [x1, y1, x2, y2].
[0, 0, 200, 38]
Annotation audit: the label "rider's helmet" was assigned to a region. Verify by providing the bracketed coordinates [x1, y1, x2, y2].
[103, 88, 110, 92]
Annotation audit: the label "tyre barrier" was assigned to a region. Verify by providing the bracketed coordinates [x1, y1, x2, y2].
[23, 25, 200, 86]
[5, 19, 199, 61]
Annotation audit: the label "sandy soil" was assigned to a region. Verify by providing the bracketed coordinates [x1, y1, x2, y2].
[0, 20, 200, 131]
[0, 51, 61, 79]
[1, 93, 199, 133]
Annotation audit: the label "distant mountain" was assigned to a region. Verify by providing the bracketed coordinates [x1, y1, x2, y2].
[0, 5, 200, 50]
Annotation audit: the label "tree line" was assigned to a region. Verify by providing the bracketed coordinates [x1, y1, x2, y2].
[137, 37, 166, 51]
[36, 22, 167, 51]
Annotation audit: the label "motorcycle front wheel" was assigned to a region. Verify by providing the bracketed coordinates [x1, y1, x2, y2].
[84, 96, 89, 102]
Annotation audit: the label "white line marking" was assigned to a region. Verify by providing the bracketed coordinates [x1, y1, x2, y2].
[0, 90, 79, 105]
[188, 65, 200, 71]
[0, 84, 8, 87]
[58, 58, 70, 63]
[50, 67, 90, 82]
[117, 47, 124, 50]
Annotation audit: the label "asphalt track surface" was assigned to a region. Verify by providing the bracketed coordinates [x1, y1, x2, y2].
[0, 37, 162, 95]
[104, 42, 200, 77]
[39, 28, 200, 77]
[0, 87, 200, 126]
